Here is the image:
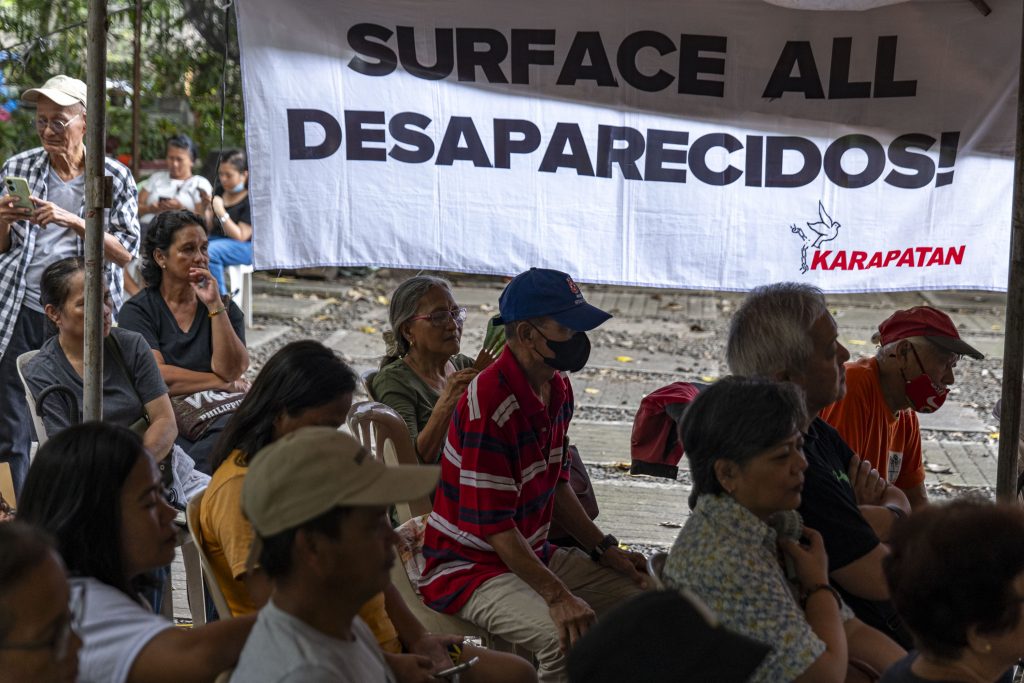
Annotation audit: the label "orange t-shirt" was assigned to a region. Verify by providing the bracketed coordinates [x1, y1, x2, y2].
[199, 451, 401, 652]
[820, 356, 925, 490]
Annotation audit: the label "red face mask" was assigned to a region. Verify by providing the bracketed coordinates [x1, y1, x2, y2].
[902, 344, 948, 414]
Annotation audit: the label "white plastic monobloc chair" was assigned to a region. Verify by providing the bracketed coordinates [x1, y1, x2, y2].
[225, 263, 254, 329]
[16, 350, 49, 450]
[185, 488, 233, 621]
[346, 401, 431, 524]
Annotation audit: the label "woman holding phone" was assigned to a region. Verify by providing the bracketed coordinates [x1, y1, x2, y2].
[137, 134, 212, 226]
[127, 135, 213, 296]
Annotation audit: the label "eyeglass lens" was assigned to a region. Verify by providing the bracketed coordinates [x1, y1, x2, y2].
[430, 308, 467, 326]
[35, 117, 74, 134]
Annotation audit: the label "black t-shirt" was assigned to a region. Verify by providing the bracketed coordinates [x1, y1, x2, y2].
[210, 191, 251, 239]
[800, 417, 913, 647]
[799, 417, 880, 570]
[117, 287, 245, 373]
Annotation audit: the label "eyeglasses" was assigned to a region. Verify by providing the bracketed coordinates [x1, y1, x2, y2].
[35, 113, 82, 135]
[408, 307, 468, 328]
[915, 341, 961, 372]
[0, 582, 84, 661]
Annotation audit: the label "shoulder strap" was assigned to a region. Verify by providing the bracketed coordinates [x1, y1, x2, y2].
[106, 333, 149, 419]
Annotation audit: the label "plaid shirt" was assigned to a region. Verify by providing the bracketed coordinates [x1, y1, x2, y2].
[420, 349, 573, 614]
[0, 147, 139, 359]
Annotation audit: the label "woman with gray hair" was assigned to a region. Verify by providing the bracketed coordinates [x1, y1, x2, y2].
[371, 275, 500, 463]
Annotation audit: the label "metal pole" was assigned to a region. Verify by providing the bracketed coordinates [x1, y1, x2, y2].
[996, 5, 1024, 502]
[131, 0, 141, 179]
[83, 0, 110, 422]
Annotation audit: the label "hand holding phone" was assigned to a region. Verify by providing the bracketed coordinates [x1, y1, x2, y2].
[3, 176, 33, 211]
[435, 656, 479, 679]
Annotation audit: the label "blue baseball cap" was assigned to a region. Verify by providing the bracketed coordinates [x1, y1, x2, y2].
[494, 268, 612, 331]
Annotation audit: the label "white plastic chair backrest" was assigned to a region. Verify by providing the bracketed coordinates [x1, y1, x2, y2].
[16, 350, 48, 448]
[361, 368, 379, 401]
[185, 488, 233, 619]
[346, 401, 431, 523]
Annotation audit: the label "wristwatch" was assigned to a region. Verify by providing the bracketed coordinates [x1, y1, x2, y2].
[590, 534, 619, 562]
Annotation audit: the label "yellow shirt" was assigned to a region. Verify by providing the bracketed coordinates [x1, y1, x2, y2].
[200, 450, 401, 651]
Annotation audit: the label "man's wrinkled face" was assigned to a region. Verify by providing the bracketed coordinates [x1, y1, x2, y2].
[791, 313, 850, 414]
[898, 339, 958, 390]
[35, 98, 85, 157]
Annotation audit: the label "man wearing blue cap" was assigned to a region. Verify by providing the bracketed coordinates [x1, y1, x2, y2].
[420, 268, 648, 683]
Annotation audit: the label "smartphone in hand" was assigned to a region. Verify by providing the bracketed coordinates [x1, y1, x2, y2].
[3, 176, 33, 211]
[436, 657, 479, 679]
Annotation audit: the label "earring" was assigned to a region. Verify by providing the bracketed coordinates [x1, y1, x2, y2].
[981, 642, 992, 653]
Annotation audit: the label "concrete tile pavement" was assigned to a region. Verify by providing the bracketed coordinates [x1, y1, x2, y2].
[572, 419, 998, 487]
[570, 421, 998, 546]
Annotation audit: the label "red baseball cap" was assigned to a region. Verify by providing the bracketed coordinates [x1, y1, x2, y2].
[877, 306, 984, 360]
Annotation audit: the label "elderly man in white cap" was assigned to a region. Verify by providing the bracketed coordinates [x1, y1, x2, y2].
[0, 74, 139, 494]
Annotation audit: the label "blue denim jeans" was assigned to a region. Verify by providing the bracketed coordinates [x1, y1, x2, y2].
[207, 237, 253, 295]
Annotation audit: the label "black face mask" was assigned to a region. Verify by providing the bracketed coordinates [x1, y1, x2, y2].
[530, 323, 591, 373]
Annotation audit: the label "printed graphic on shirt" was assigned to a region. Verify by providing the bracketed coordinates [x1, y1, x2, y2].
[887, 451, 904, 482]
[833, 469, 851, 486]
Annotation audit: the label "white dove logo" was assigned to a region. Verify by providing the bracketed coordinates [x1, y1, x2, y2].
[790, 201, 841, 274]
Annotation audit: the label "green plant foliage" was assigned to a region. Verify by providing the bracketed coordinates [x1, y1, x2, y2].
[0, 0, 245, 171]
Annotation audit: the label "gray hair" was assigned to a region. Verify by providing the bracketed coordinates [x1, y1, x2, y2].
[380, 275, 453, 367]
[726, 282, 829, 378]
[876, 335, 927, 359]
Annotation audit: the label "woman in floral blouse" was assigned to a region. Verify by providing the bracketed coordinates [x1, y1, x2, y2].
[663, 376, 904, 683]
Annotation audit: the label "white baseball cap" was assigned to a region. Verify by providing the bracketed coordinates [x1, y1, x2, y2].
[22, 75, 88, 108]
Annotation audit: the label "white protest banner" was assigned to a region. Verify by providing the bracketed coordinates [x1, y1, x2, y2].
[236, 0, 1020, 292]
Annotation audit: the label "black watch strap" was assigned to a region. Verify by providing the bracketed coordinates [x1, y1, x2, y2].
[590, 534, 619, 562]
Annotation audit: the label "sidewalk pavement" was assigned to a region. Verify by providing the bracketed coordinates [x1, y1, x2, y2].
[570, 420, 998, 549]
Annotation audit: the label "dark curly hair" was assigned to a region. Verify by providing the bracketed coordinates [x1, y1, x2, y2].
[140, 209, 206, 287]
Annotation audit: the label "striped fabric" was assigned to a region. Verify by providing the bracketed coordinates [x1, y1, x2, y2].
[420, 348, 573, 614]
